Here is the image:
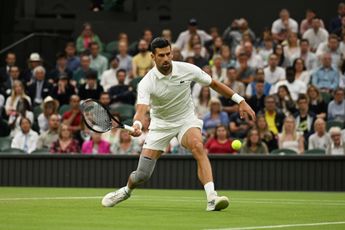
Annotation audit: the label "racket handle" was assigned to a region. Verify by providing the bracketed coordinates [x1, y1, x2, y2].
[124, 124, 135, 133]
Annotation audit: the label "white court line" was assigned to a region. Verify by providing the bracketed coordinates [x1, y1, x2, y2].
[0, 196, 345, 206]
[205, 221, 345, 230]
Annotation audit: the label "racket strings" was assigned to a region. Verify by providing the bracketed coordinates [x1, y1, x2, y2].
[82, 101, 112, 132]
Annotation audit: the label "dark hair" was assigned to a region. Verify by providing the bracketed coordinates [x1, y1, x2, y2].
[300, 38, 309, 45]
[246, 128, 261, 147]
[227, 66, 236, 71]
[116, 68, 127, 76]
[292, 58, 307, 71]
[297, 93, 309, 103]
[85, 70, 98, 79]
[89, 42, 99, 48]
[56, 52, 67, 60]
[150, 37, 171, 54]
[286, 66, 295, 77]
[214, 124, 229, 140]
[19, 117, 32, 127]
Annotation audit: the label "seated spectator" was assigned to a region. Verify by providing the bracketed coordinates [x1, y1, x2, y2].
[308, 118, 331, 150]
[194, 86, 211, 119]
[82, 131, 111, 155]
[8, 98, 33, 137]
[111, 129, 141, 155]
[22, 53, 43, 85]
[302, 17, 329, 52]
[278, 116, 304, 154]
[326, 126, 345, 155]
[108, 69, 136, 105]
[223, 67, 245, 96]
[5, 80, 31, 116]
[99, 92, 111, 108]
[182, 34, 209, 59]
[101, 57, 130, 92]
[193, 43, 209, 68]
[243, 41, 264, 69]
[36, 114, 60, 149]
[284, 31, 301, 62]
[247, 79, 266, 114]
[50, 124, 80, 154]
[116, 40, 133, 76]
[62, 95, 82, 134]
[11, 117, 38, 154]
[211, 55, 227, 82]
[64, 42, 80, 72]
[101, 113, 121, 145]
[329, 3, 345, 33]
[312, 53, 339, 93]
[292, 58, 311, 85]
[26, 66, 53, 106]
[202, 97, 229, 136]
[51, 73, 76, 106]
[240, 128, 269, 155]
[205, 124, 236, 154]
[273, 44, 290, 68]
[316, 35, 342, 68]
[274, 85, 296, 116]
[300, 9, 325, 35]
[245, 68, 271, 98]
[291, 39, 318, 71]
[78, 70, 104, 100]
[89, 42, 108, 77]
[307, 85, 327, 119]
[327, 88, 345, 123]
[48, 53, 73, 85]
[271, 9, 298, 43]
[263, 54, 286, 86]
[76, 22, 103, 53]
[1, 65, 22, 98]
[256, 114, 278, 152]
[259, 95, 286, 135]
[236, 52, 255, 85]
[220, 45, 236, 68]
[229, 111, 255, 139]
[37, 96, 59, 134]
[132, 39, 154, 78]
[206, 35, 222, 60]
[172, 47, 183, 61]
[72, 54, 97, 87]
[0, 52, 16, 87]
[258, 35, 273, 66]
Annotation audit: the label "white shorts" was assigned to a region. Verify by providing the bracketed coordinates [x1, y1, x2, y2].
[143, 118, 203, 152]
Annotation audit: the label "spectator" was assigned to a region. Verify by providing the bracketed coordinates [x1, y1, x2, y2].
[36, 114, 60, 149]
[172, 47, 183, 61]
[327, 126, 345, 155]
[307, 85, 328, 119]
[128, 28, 153, 56]
[224, 67, 245, 96]
[274, 85, 296, 116]
[72, 54, 96, 87]
[100, 57, 130, 91]
[101, 112, 121, 145]
[205, 124, 236, 154]
[62, 95, 82, 134]
[99, 92, 111, 108]
[51, 73, 76, 106]
[64, 42, 80, 72]
[327, 88, 345, 123]
[220, 45, 236, 68]
[292, 58, 311, 85]
[5, 80, 31, 116]
[206, 35, 223, 60]
[303, 17, 329, 52]
[48, 53, 73, 84]
[329, 2, 345, 33]
[211, 55, 227, 82]
[89, 42, 108, 78]
[245, 68, 271, 98]
[111, 129, 141, 155]
[300, 9, 325, 35]
[271, 9, 298, 43]
[132, 39, 154, 78]
[256, 114, 278, 152]
[312, 53, 340, 93]
[8, 98, 33, 137]
[283, 32, 300, 63]
[263, 54, 286, 86]
[116, 40, 133, 75]
[259, 95, 286, 135]
[0, 52, 16, 86]
[37, 96, 59, 134]
[26, 66, 53, 106]
[273, 44, 291, 68]
[278, 116, 304, 154]
[193, 43, 209, 68]
[229, 111, 255, 139]
[258, 35, 274, 66]
[334, 15, 345, 37]
[161, 29, 174, 46]
[175, 18, 212, 55]
[194, 86, 211, 119]
[108, 69, 136, 105]
[247, 79, 266, 114]
[316, 34, 342, 68]
[78, 70, 104, 100]
[202, 97, 229, 136]
[1, 65, 21, 98]
[22, 53, 43, 85]
[242, 41, 264, 69]
[82, 131, 111, 154]
[11, 117, 38, 154]
[50, 124, 80, 154]
[236, 52, 255, 85]
[222, 19, 242, 56]
[308, 118, 331, 150]
[240, 128, 269, 155]
[291, 39, 318, 71]
[181, 34, 209, 59]
[76, 22, 103, 53]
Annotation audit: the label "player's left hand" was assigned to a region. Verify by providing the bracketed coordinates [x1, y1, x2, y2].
[239, 101, 256, 121]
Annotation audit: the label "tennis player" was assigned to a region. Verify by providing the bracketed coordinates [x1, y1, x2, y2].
[102, 37, 256, 211]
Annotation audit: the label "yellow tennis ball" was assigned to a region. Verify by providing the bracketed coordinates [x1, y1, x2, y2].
[231, 140, 242, 150]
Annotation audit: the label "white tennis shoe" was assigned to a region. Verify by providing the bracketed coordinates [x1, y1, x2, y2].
[101, 187, 131, 207]
[206, 192, 230, 211]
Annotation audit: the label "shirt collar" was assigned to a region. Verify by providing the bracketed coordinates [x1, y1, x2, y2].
[153, 61, 178, 79]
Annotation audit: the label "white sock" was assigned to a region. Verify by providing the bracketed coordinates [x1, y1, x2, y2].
[204, 182, 216, 199]
[124, 185, 132, 195]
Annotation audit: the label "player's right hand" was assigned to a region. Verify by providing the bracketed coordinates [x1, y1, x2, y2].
[130, 125, 142, 137]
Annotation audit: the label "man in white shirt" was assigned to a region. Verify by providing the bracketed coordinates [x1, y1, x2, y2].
[11, 117, 39, 153]
[89, 42, 108, 78]
[291, 39, 318, 71]
[308, 118, 331, 150]
[101, 37, 255, 212]
[316, 34, 342, 68]
[100, 57, 130, 92]
[303, 17, 329, 52]
[271, 9, 298, 42]
[264, 54, 286, 85]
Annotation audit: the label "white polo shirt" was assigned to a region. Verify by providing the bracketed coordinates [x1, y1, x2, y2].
[264, 66, 286, 85]
[137, 61, 212, 129]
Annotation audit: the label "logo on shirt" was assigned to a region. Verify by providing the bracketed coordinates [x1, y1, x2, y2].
[180, 81, 185, 84]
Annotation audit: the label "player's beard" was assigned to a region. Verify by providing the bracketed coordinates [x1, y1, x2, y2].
[158, 61, 172, 75]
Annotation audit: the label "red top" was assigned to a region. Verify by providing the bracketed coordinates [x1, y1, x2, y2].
[62, 111, 82, 127]
[205, 138, 236, 154]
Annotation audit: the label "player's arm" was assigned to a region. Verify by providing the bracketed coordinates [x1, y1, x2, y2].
[209, 79, 256, 121]
[131, 104, 149, 137]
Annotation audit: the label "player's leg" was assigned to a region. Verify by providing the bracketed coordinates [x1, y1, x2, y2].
[180, 127, 229, 211]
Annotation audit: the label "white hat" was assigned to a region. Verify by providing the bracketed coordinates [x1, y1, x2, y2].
[41, 96, 59, 110]
[29, 53, 42, 62]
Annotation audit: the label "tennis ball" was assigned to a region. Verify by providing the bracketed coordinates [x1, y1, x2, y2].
[231, 140, 242, 150]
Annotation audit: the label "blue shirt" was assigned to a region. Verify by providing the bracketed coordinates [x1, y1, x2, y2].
[67, 56, 80, 72]
[202, 111, 229, 133]
[312, 67, 339, 91]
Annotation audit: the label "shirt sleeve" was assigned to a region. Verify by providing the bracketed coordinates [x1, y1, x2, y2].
[136, 77, 152, 105]
[191, 66, 212, 86]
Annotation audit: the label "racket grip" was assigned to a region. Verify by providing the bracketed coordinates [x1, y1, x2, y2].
[124, 125, 135, 133]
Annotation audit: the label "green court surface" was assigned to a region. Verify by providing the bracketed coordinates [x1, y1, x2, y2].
[0, 188, 345, 230]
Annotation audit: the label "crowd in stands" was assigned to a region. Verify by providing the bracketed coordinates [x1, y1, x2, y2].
[1, 5, 345, 155]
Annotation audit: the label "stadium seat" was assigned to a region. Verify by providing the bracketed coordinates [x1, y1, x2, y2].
[33, 105, 43, 119]
[320, 92, 332, 104]
[0, 136, 12, 151]
[0, 119, 11, 137]
[110, 103, 135, 121]
[303, 148, 326, 155]
[129, 77, 143, 92]
[31, 148, 50, 155]
[326, 120, 344, 131]
[58, 104, 71, 115]
[270, 148, 298, 155]
[1, 148, 26, 154]
[105, 41, 118, 54]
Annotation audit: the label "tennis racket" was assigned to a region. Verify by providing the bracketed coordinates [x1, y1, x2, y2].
[80, 99, 135, 133]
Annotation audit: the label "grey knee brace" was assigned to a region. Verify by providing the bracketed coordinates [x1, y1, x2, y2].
[129, 155, 157, 185]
